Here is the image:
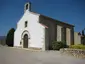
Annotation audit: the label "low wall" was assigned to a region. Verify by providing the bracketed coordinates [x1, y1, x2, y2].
[60, 48, 85, 58]
[74, 32, 81, 45]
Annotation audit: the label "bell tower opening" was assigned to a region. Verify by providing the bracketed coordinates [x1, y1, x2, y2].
[24, 2, 31, 12]
[26, 4, 28, 10]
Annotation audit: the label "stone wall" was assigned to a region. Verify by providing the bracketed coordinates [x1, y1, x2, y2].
[60, 48, 85, 58]
[0, 36, 6, 45]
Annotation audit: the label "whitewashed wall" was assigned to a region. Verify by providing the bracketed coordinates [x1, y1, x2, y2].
[66, 28, 71, 45]
[57, 25, 62, 41]
[14, 10, 45, 49]
[74, 32, 81, 45]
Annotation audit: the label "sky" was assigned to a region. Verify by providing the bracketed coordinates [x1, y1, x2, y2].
[0, 0, 85, 36]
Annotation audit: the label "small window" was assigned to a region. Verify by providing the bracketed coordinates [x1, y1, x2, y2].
[26, 4, 28, 10]
[25, 21, 28, 27]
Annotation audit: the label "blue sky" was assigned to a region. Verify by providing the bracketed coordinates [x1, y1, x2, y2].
[0, 0, 85, 36]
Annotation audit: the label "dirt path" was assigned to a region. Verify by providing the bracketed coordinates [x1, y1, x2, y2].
[0, 46, 85, 64]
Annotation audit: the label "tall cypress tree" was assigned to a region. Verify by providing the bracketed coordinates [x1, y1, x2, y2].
[82, 30, 84, 36]
[6, 28, 15, 47]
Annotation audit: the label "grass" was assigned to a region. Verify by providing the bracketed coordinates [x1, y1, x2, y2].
[69, 44, 85, 50]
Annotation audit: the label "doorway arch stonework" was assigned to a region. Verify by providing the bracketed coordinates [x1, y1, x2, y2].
[21, 30, 30, 48]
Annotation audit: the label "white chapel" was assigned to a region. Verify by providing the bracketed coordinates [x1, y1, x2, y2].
[14, 2, 81, 50]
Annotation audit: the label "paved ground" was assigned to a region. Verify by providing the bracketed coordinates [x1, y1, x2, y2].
[0, 46, 85, 64]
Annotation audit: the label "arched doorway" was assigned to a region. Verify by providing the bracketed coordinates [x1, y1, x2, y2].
[23, 34, 28, 48]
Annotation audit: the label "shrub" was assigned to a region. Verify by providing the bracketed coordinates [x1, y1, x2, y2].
[69, 44, 85, 50]
[52, 41, 68, 50]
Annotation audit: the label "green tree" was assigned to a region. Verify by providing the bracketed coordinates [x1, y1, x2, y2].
[82, 30, 84, 36]
[6, 28, 15, 47]
[81, 29, 85, 45]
